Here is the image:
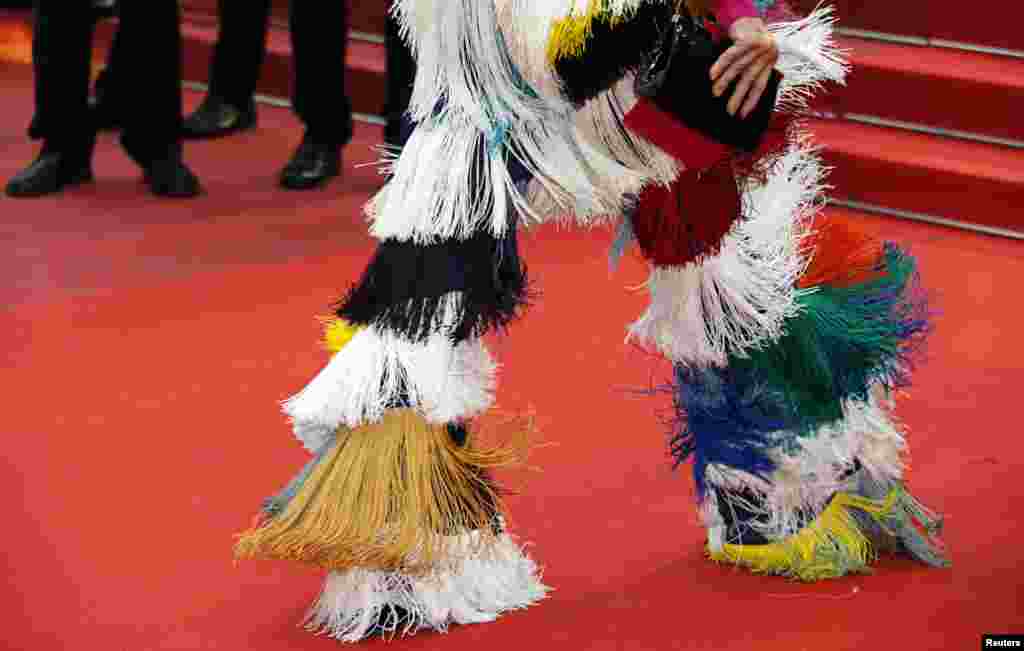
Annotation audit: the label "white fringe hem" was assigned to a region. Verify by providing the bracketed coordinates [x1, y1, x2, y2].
[626, 143, 822, 366]
[283, 327, 497, 452]
[305, 532, 549, 643]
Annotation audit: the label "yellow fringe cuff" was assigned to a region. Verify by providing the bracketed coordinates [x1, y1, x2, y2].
[545, 1, 710, 65]
[547, 0, 624, 64]
[708, 490, 899, 582]
[234, 409, 534, 576]
[319, 317, 361, 354]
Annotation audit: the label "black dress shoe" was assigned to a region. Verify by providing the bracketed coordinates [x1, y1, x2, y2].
[142, 157, 203, 198]
[5, 142, 95, 198]
[182, 95, 257, 140]
[120, 137, 203, 198]
[279, 133, 341, 190]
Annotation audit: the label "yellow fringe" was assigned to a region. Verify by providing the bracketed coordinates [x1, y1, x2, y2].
[546, 0, 710, 65]
[547, 0, 622, 64]
[708, 490, 899, 581]
[319, 317, 361, 354]
[234, 409, 534, 576]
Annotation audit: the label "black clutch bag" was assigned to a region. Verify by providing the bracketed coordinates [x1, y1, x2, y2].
[634, 9, 782, 152]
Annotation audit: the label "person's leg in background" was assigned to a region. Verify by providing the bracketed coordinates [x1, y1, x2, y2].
[25, 2, 122, 138]
[279, 0, 352, 190]
[92, 7, 125, 132]
[116, 0, 202, 197]
[6, 0, 95, 197]
[384, 9, 415, 150]
[183, 0, 271, 138]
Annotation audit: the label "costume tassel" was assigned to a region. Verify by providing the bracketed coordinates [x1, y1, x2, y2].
[629, 163, 741, 267]
[709, 491, 881, 580]
[284, 323, 498, 452]
[709, 481, 949, 580]
[235, 409, 533, 576]
[305, 533, 549, 642]
[709, 482, 948, 580]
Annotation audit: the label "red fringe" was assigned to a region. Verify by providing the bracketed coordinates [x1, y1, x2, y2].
[798, 218, 886, 289]
[622, 81, 801, 269]
[631, 163, 741, 267]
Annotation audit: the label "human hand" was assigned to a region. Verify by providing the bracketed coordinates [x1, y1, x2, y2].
[709, 17, 779, 118]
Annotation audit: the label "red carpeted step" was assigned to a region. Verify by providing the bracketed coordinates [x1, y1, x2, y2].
[350, 2, 386, 35]
[181, 1, 386, 37]
[96, 19, 387, 117]
[793, 0, 1024, 51]
[810, 117, 1024, 234]
[0, 11, 31, 65]
[828, 36, 1024, 143]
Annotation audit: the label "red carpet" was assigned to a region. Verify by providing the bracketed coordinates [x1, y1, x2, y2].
[2, 60, 1023, 651]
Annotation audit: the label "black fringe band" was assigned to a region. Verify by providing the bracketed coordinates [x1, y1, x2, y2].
[553, 1, 671, 106]
[336, 223, 532, 344]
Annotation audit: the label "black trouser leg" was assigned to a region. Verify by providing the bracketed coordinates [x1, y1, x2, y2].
[115, 0, 184, 161]
[30, 0, 94, 150]
[208, 0, 272, 107]
[290, 0, 352, 146]
[93, 15, 125, 118]
[384, 10, 415, 147]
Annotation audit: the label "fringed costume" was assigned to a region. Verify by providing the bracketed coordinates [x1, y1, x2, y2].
[235, 0, 948, 643]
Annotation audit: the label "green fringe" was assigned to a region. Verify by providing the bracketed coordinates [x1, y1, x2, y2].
[728, 245, 929, 439]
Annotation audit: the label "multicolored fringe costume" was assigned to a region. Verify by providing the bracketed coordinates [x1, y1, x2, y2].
[235, 0, 948, 643]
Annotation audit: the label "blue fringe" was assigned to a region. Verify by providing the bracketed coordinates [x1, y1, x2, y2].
[669, 364, 794, 499]
[667, 244, 933, 498]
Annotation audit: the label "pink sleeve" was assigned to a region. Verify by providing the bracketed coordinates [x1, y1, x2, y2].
[712, 0, 759, 30]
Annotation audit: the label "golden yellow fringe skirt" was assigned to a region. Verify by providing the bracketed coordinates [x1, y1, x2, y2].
[234, 408, 531, 577]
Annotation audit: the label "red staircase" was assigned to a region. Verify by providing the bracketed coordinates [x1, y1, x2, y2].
[74, 1, 1024, 237]
[174, 1, 388, 117]
[794, 0, 1024, 236]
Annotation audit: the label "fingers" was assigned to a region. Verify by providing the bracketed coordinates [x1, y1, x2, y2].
[710, 40, 756, 83]
[712, 43, 760, 97]
[727, 50, 774, 116]
[710, 30, 779, 118]
[739, 63, 774, 118]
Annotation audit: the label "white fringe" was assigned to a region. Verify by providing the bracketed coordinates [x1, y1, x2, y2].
[283, 328, 497, 453]
[305, 532, 549, 643]
[704, 395, 908, 540]
[770, 5, 850, 111]
[626, 143, 823, 366]
[368, 113, 638, 243]
[523, 75, 681, 224]
[378, 0, 639, 244]
[381, 2, 848, 242]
